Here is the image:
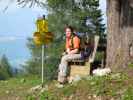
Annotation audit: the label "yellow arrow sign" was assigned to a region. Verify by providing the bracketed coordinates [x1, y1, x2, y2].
[42, 32, 54, 44]
[33, 32, 43, 45]
[33, 32, 54, 45]
[43, 32, 54, 39]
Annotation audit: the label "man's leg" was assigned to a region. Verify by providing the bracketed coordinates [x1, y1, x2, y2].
[58, 55, 69, 83]
[58, 54, 81, 83]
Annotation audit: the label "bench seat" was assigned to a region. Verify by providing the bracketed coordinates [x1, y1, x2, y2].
[68, 35, 100, 78]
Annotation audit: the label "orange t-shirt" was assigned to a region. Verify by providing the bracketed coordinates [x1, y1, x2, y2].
[66, 36, 80, 50]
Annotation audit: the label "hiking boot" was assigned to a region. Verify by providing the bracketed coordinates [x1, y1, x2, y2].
[58, 76, 67, 84]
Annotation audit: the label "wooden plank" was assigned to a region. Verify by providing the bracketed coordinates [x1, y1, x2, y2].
[69, 62, 90, 77]
[89, 35, 100, 63]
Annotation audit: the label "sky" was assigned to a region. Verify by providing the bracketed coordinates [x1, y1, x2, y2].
[0, 0, 106, 69]
[0, 0, 47, 68]
[99, 0, 107, 25]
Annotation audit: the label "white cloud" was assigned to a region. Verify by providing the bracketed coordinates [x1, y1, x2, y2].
[0, 36, 25, 42]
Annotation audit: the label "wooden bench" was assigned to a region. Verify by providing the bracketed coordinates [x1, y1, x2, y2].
[68, 35, 100, 78]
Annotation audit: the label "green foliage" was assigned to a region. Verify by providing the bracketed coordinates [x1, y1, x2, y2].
[39, 91, 56, 100]
[47, 0, 105, 37]
[95, 52, 104, 61]
[26, 95, 36, 100]
[128, 63, 133, 68]
[0, 54, 12, 80]
[0, 75, 41, 99]
[61, 85, 76, 97]
[122, 87, 133, 100]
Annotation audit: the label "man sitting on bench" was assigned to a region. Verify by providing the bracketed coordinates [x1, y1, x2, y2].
[58, 26, 81, 84]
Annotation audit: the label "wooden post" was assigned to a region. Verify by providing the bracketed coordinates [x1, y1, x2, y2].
[41, 45, 44, 84]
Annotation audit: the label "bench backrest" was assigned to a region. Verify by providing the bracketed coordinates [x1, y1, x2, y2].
[88, 35, 100, 63]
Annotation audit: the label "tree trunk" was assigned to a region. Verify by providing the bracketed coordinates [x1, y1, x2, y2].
[106, 0, 133, 71]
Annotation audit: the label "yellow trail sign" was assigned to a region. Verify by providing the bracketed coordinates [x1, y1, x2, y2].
[36, 18, 48, 33]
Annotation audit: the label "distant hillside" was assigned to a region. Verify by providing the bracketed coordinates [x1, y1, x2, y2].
[0, 37, 30, 69]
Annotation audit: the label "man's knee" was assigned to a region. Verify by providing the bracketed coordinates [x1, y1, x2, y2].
[61, 55, 69, 62]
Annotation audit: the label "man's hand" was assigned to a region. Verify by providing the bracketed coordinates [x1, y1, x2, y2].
[62, 52, 67, 56]
[66, 48, 70, 53]
[68, 49, 78, 54]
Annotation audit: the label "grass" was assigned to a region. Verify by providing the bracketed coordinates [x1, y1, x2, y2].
[128, 62, 133, 68]
[27, 72, 133, 100]
[0, 75, 41, 100]
[0, 71, 133, 100]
